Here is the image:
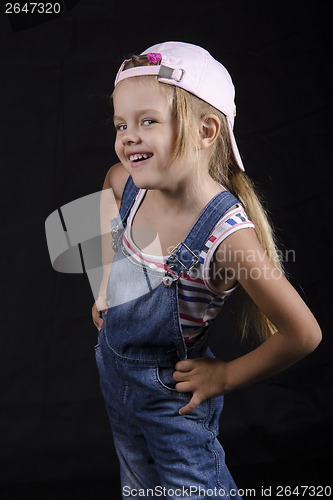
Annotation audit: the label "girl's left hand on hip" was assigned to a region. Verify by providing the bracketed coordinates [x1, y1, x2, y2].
[173, 356, 229, 415]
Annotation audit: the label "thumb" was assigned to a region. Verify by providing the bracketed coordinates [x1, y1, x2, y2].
[178, 394, 201, 416]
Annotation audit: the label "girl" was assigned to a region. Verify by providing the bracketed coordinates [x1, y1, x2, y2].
[92, 42, 321, 499]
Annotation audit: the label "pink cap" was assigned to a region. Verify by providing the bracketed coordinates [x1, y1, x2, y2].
[115, 41, 245, 171]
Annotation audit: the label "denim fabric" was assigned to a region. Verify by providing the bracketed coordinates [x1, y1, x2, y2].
[94, 178, 242, 499]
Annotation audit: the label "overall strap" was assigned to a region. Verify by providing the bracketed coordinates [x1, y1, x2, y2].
[119, 175, 140, 224]
[110, 176, 139, 250]
[164, 190, 240, 280]
[112, 177, 240, 278]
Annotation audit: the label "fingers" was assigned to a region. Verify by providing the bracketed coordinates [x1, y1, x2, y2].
[173, 366, 202, 416]
[92, 303, 107, 331]
[174, 381, 192, 393]
[178, 394, 202, 415]
[174, 359, 196, 372]
[173, 359, 199, 384]
[173, 360, 197, 396]
[173, 357, 222, 415]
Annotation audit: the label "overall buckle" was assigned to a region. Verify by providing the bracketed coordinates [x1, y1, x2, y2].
[110, 218, 124, 251]
[162, 242, 200, 288]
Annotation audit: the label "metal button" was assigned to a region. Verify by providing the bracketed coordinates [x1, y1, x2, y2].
[162, 276, 174, 288]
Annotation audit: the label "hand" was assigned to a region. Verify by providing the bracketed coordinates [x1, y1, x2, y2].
[92, 302, 108, 331]
[173, 356, 229, 415]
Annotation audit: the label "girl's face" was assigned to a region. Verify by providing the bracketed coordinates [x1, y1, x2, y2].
[113, 78, 192, 190]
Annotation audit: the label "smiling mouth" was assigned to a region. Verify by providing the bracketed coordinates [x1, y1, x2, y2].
[129, 153, 153, 163]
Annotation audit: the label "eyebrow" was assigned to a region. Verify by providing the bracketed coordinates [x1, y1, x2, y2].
[113, 109, 163, 122]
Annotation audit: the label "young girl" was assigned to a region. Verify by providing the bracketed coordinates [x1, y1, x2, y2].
[92, 41, 321, 499]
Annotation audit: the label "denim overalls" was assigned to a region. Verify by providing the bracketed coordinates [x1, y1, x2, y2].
[95, 177, 242, 499]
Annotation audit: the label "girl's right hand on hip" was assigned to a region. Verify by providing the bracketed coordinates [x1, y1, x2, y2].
[92, 302, 108, 331]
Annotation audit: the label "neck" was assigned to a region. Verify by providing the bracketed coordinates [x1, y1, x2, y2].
[147, 173, 223, 216]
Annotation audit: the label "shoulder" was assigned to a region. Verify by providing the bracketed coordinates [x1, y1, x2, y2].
[212, 225, 275, 290]
[202, 201, 254, 293]
[208, 226, 266, 294]
[103, 162, 129, 207]
[209, 202, 255, 249]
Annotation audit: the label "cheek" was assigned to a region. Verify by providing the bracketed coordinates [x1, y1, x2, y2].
[114, 137, 123, 157]
[166, 127, 177, 152]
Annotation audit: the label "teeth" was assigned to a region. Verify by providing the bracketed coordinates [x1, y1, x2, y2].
[129, 153, 150, 161]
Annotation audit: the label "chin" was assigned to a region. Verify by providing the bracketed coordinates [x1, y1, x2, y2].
[130, 173, 159, 190]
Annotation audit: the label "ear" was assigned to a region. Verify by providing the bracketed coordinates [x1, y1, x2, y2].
[198, 114, 220, 149]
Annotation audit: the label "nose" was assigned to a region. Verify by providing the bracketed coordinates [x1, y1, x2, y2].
[121, 126, 141, 145]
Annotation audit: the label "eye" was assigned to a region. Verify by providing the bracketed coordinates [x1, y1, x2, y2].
[142, 119, 155, 126]
[115, 124, 127, 131]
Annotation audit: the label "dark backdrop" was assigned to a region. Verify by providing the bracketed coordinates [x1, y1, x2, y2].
[1, 1, 332, 499]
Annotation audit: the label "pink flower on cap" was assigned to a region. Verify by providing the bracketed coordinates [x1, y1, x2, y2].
[146, 52, 162, 64]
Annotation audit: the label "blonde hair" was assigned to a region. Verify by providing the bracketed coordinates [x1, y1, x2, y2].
[116, 55, 284, 342]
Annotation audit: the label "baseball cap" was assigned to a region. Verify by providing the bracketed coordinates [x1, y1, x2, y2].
[115, 41, 244, 171]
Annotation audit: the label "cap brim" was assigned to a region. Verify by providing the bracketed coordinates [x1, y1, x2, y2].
[227, 120, 245, 171]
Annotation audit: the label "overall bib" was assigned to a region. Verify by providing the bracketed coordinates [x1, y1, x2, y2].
[95, 177, 242, 499]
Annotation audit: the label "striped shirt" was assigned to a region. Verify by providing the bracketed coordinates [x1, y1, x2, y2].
[122, 189, 255, 343]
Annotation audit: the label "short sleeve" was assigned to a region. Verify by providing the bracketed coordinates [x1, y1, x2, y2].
[202, 204, 255, 294]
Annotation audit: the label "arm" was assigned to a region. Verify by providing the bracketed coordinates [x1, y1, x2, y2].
[173, 228, 322, 414]
[92, 163, 129, 329]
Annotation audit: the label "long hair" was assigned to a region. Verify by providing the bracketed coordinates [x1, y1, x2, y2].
[115, 55, 284, 342]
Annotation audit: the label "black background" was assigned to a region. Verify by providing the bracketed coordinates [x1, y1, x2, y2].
[0, 0, 332, 498]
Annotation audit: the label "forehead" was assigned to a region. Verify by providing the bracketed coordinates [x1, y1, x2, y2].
[113, 77, 172, 114]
